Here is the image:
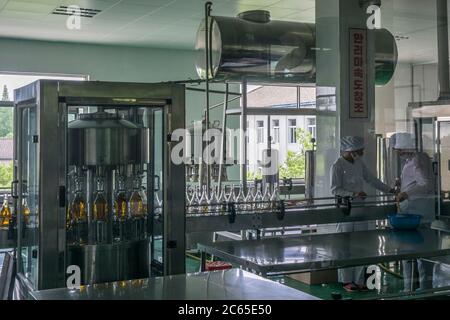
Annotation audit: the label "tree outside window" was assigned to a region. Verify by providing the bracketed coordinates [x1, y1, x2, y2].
[279, 128, 314, 179]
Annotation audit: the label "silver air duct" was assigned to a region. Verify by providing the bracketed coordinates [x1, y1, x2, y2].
[195, 10, 398, 85]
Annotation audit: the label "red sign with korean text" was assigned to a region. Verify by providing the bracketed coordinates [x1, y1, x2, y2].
[349, 28, 368, 119]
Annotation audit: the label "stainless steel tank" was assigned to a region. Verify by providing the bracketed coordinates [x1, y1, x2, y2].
[195, 10, 398, 84]
[196, 10, 316, 82]
[66, 239, 150, 285]
[68, 111, 142, 166]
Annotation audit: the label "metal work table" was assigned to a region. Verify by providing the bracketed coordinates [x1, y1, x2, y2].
[198, 228, 450, 276]
[30, 269, 319, 300]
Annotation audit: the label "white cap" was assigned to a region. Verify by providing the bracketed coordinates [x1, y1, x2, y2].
[394, 132, 415, 150]
[340, 136, 364, 152]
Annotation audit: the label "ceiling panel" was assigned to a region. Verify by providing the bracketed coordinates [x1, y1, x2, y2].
[0, 0, 446, 64]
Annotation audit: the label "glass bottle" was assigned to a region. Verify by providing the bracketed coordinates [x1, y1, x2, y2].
[217, 186, 227, 215]
[71, 180, 87, 223]
[207, 186, 219, 215]
[270, 185, 280, 210]
[22, 197, 30, 226]
[245, 186, 256, 211]
[139, 186, 148, 211]
[129, 177, 144, 218]
[254, 188, 263, 212]
[235, 184, 246, 212]
[223, 185, 233, 204]
[93, 178, 108, 222]
[70, 179, 88, 244]
[189, 186, 200, 214]
[262, 186, 271, 211]
[199, 185, 209, 214]
[114, 177, 128, 221]
[154, 192, 163, 215]
[0, 195, 11, 228]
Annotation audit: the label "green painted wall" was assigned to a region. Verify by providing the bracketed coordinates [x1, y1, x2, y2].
[0, 37, 241, 180]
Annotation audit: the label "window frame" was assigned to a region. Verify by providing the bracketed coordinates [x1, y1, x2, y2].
[257, 120, 265, 144]
[288, 119, 297, 144]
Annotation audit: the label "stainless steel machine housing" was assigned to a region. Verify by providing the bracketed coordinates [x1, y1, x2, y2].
[13, 80, 186, 297]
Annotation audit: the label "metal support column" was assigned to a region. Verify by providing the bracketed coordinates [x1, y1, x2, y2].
[241, 78, 248, 193]
[204, 1, 212, 193]
[218, 83, 229, 190]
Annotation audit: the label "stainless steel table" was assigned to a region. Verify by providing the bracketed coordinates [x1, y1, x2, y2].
[30, 269, 319, 300]
[198, 228, 450, 276]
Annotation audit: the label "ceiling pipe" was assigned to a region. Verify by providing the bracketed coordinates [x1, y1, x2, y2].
[437, 0, 450, 100]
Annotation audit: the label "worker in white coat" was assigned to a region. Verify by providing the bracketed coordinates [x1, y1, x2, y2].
[330, 136, 394, 292]
[393, 132, 436, 292]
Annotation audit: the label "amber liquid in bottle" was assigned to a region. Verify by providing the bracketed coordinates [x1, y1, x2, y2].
[93, 192, 108, 222]
[72, 193, 87, 222]
[114, 192, 128, 221]
[22, 198, 30, 225]
[129, 190, 144, 218]
[129, 176, 144, 218]
[0, 196, 12, 228]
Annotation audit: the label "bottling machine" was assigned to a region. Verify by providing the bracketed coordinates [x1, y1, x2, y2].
[13, 80, 185, 296]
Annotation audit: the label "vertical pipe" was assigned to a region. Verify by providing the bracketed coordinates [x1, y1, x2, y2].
[436, 118, 442, 218]
[16, 108, 22, 275]
[218, 83, 229, 190]
[241, 78, 248, 192]
[266, 115, 272, 190]
[204, 2, 212, 193]
[437, 0, 450, 99]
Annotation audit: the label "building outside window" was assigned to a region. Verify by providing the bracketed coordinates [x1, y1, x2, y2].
[272, 119, 280, 144]
[0, 73, 86, 192]
[246, 120, 250, 143]
[306, 117, 316, 139]
[257, 120, 264, 144]
[288, 119, 297, 144]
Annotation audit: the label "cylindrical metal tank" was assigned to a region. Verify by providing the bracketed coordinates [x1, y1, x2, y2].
[68, 111, 143, 166]
[374, 28, 398, 86]
[195, 10, 398, 84]
[196, 10, 316, 82]
[66, 239, 150, 285]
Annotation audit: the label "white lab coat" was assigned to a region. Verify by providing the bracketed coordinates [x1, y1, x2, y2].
[330, 157, 391, 285]
[398, 152, 435, 223]
[399, 152, 435, 291]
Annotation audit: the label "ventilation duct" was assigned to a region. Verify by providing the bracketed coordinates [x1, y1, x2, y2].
[410, 0, 450, 119]
[195, 10, 398, 85]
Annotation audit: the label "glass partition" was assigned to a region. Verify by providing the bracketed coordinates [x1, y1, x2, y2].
[17, 106, 39, 287]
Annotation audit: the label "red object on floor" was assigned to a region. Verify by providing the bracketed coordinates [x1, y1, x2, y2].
[205, 261, 232, 271]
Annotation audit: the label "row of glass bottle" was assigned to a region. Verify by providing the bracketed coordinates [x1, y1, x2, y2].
[0, 194, 30, 229]
[186, 184, 280, 215]
[66, 175, 161, 245]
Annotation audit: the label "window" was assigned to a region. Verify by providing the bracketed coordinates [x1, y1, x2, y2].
[246, 121, 249, 143]
[257, 121, 264, 144]
[272, 119, 280, 144]
[288, 119, 297, 144]
[307, 117, 316, 139]
[0, 73, 87, 191]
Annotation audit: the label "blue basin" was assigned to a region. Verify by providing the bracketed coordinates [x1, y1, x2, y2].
[388, 213, 422, 230]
